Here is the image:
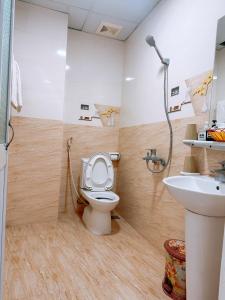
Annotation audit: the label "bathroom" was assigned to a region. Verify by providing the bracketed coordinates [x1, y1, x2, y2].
[0, 0, 225, 299]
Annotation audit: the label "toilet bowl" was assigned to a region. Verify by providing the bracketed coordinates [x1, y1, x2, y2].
[81, 190, 119, 235]
[80, 153, 120, 235]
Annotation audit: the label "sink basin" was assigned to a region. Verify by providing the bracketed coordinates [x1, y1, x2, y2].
[163, 175, 225, 300]
[163, 175, 225, 217]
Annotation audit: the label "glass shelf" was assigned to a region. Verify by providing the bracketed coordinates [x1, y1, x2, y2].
[183, 140, 225, 151]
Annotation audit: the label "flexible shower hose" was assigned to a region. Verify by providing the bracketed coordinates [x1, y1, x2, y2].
[146, 64, 173, 173]
[65, 137, 87, 212]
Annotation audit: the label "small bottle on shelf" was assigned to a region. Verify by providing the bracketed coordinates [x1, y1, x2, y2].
[198, 121, 209, 141]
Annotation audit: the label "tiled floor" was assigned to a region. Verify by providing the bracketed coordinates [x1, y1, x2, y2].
[4, 213, 168, 299]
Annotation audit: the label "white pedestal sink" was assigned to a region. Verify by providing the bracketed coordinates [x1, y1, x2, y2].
[163, 175, 225, 300]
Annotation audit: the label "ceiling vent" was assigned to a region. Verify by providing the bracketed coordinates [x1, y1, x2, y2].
[96, 22, 122, 38]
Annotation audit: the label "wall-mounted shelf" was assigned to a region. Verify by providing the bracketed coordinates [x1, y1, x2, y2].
[183, 140, 225, 151]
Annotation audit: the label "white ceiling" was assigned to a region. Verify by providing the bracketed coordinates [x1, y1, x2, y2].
[21, 0, 160, 40]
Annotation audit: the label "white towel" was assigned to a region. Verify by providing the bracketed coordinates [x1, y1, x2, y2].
[11, 57, 22, 112]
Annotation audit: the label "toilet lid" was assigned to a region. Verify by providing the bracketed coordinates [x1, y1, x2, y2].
[84, 153, 114, 191]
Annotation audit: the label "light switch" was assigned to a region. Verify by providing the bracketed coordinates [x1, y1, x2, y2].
[171, 86, 179, 97]
[81, 104, 89, 110]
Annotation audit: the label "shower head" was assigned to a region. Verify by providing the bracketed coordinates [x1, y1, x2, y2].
[145, 35, 169, 66]
[145, 35, 156, 47]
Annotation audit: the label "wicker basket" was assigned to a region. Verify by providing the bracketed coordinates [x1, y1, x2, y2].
[209, 129, 225, 142]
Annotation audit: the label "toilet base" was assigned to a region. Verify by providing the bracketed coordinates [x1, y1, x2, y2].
[82, 205, 112, 235]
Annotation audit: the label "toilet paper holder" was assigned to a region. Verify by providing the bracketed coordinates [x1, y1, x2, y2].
[109, 152, 120, 161]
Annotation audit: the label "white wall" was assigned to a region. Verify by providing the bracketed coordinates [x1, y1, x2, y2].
[13, 1, 68, 121]
[210, 47, 225, 122]
[63, 29, 124, 126]
[121, 0, 225, 127]
[215, 47, 225, 102]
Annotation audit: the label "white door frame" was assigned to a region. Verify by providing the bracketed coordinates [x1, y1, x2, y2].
[0, 0, 15, 297]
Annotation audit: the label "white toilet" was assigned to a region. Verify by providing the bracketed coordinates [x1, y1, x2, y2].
[80, 152, 120, 235]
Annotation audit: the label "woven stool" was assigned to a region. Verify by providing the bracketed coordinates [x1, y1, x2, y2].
[162, 239, 186, 300]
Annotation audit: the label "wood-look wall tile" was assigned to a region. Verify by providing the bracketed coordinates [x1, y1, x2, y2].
[117, 115, 225, 254]
[7, 117, 63, 226]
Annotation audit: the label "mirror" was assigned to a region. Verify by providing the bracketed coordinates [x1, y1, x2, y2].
[210, 15, 225, 126]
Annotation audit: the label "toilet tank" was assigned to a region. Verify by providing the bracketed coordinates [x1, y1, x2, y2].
[80, 158, 88, 189]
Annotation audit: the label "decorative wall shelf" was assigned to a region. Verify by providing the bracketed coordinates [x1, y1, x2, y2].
[183, 140, 225, 151]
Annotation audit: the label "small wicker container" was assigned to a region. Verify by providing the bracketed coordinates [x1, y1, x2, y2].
[209, 129, 225, 142]
[162, 239, 186, 300]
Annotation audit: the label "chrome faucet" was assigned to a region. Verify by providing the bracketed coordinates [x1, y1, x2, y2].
[212, 161, 225, 183]
[143, 149, 166, 166]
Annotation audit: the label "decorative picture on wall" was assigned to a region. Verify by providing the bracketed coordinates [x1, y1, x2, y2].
[95, 104, 120, 128]
[186, 71, 213, 116]
[167, 71, 213, 117]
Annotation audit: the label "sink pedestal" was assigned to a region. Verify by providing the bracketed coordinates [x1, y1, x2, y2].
[163, 175, 225, 299]
[219, 231, 225, 300]
[186, 210, 225, 300]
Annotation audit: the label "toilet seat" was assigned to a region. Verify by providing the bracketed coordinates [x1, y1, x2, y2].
[84, 153, 114, 191]
[81, 190, 119, 204]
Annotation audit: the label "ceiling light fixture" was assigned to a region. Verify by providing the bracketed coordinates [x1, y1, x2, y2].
[125, 77, 135, 82]
[57, 49, 66, 57]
